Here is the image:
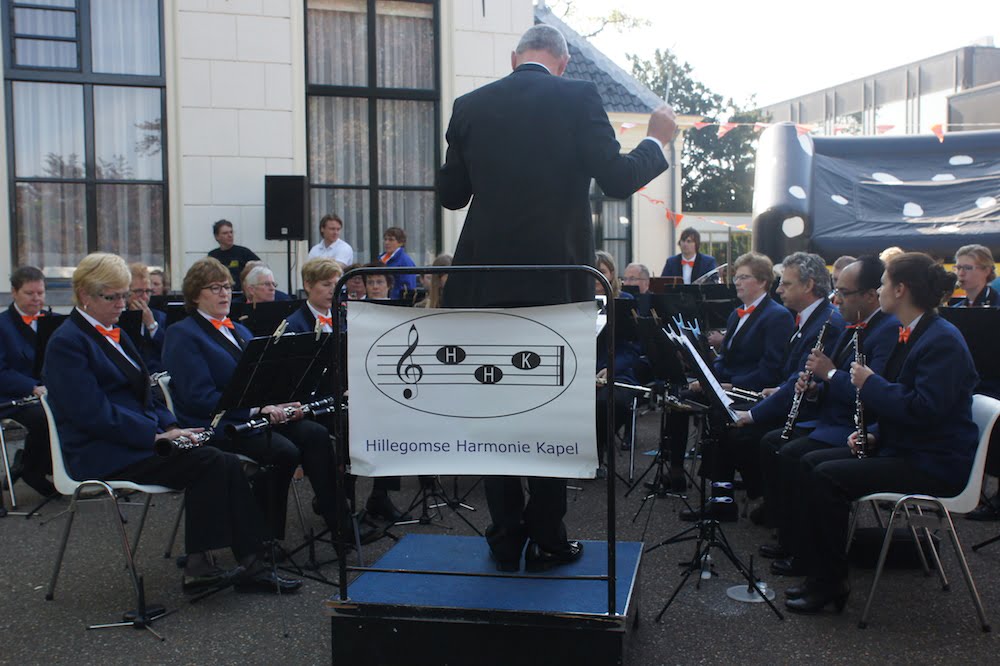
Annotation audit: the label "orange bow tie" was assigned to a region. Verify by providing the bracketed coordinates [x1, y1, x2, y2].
[211, 317, 235, 331]
[846, 321, 868, 330]
[681, 259, 695, 268]
[317, 315, 333, 328]
[737, 305, 756, 318]
[21, 313, 42, 326]
[380, 252, 392, 264]
[794, 314, 801, 328]
[97, 325, 121, 343]
[898, 326, 911, 344]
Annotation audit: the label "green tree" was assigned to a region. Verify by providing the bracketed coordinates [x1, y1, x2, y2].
[629, 49, 766, 213]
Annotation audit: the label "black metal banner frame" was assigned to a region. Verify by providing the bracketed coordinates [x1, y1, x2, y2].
[331, 264, 619, 616]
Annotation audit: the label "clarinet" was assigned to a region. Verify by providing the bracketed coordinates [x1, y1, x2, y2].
[854, 328, 868, 459]
[780, 315, 833, 441]
[2, 394, 40, 409]
[154, 428, 215, 457]
[225, 396, 337, 436]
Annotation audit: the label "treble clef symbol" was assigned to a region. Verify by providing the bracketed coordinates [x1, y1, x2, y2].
[396, 324, 423, 399]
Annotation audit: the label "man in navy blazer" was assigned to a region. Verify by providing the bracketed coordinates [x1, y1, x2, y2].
[437, 24, 677, 573]
[127, 262, 168, 373]
[661, 227, 718, 284]
[0, 266, 56, 500]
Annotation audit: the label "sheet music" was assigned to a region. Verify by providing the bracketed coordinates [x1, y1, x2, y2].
[665, 326, 737, 421]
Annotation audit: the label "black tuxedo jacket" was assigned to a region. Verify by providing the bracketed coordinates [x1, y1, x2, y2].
[439, 63, 669, 307]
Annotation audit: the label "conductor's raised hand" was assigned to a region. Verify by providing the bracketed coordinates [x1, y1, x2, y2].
[647, 105, 678, 145]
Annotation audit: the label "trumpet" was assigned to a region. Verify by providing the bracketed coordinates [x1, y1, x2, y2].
[225, 396, 337, 437]
[3, 394, 40, 409]
[853, 327, 868, 459]
[154, 428, 215, 457]
[780, 314, 833, 440]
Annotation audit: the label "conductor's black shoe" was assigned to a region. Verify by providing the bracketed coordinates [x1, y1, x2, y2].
[784, 580, 850, 614]
[525, 540, 583, 572]
[366, 493, 404, 522]
[770, 557, 807, 577]
[966, 496, 1000, 521]
[489, 550, 520, 573]
[234, 568, 303, 594]
[758, 543, 789, 559]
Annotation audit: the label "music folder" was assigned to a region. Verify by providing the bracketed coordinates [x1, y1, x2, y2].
[33, 313, 69, 376]
[231, 299, 306, 337]
[940, 308, 1000, 382]
[664, 326, 737, 422]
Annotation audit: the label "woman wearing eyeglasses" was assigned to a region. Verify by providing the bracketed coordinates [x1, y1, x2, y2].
[164, 258, 345, 546]
[43, 253, 297, 593]
[952, 244, 999, 308]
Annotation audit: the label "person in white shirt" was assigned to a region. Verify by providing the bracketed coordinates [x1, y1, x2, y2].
[308, 214, 354, 267]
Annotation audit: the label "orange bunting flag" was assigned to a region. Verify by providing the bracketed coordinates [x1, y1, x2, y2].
[619, 122, 637, 134]
[693, 121, 712, 130]
[666, 209, 684, 227]
[795, 124, 813, 136]
[930, 123, 945, 143]
[876, 124, 895, 135]
[717, 122, 737, 138]
[736, 224, 748, 231]
[753, 122, 770, 133]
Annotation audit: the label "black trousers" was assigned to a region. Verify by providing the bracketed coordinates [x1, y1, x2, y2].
[596, 385, 633, 457]
[757, 428, 828, 551]
[5, 403, 52, 478]
[108, 447, 263, 560]
[484, 476, 568, 560]
[793, 448, 962, 584]
[219, 419, 334, 539]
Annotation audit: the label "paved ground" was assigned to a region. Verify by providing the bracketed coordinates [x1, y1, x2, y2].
[3, 411, 1000, 665]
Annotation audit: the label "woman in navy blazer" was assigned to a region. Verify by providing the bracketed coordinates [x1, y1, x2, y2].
[163, 257, 344, 542]
[786, 253, 978, 614]
[379, 226, 417, 299]
[44, 253, 296, 593]
[0, 265, 55, 500]
[660, 227, 718, 284]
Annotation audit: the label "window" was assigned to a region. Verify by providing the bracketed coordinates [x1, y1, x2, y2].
[591, 181, 632, 273]
[3, 0, 166, 276]
[306, 0, 440, 264]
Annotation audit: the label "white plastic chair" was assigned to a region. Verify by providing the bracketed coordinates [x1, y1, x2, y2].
[40, 394, 173, 610]
[847, 393, 999, 631]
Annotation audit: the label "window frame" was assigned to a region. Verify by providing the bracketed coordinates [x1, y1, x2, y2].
[2, 0, 169, 275]
[304, 0, 441, 263]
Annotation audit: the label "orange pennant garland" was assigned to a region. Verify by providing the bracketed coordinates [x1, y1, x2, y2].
[876, 124, 895, 135]
[618, 122, 637, 134]
[693, 121, 712, 130]
[930, 123, 945, 143]
[795, 124, 814, 136]
[665, 209, 684, 227]
[717, 122, 737, 138]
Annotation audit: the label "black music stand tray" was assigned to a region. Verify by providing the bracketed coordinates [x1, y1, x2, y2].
[232, 299, 306, 337]
[644, 327, 783, 621]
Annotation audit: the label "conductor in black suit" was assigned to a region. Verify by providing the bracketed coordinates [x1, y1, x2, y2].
[438, 24, 677, 572]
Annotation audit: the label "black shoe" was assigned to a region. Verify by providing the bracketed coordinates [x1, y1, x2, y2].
[182, 566, 244, 593]
[490, 550, 520, 573]
[21, 470, 57, 498]
[966, 496, 1000, 522]
[680, 499, 738, 523]
[525, 540, 583, 572]
[366, 493, 404, 522]
[758, 543, 789, 560]
[234, 568, 303, 594]
[784, 579, 850, 614]
[668, 467, 688, 492]
[770, 557, 807, 577]
[784, 580, 812, 600]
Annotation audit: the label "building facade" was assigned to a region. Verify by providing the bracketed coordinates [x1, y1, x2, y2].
[0, 0, 684, 295]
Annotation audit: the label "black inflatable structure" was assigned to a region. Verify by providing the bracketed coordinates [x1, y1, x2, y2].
[752, 123, 1000, 262]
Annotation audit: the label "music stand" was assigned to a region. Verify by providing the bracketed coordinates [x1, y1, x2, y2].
[148, 294, 183, 313]
[649, 276, 682, 293]
[33, 314, 69, 377]
[165, 304, 187, 328]
[116, 310, 144, 346]
[231, 299, 306, 337]
[940, 309, 1000, 384]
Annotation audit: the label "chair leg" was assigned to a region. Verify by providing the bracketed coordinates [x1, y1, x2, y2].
[291, 478, 309, 538]
[45, 490, 81, 600]
[0, 424, 16, 509]
[846, 503, 861, 554]
[914, 505, 949, 591]
[902, 503, 932, 577]
[164, 496, 185, 558]
[859, 503, 900, 628]
[940, 506, 992, 632]
[869, 500, 884, 528]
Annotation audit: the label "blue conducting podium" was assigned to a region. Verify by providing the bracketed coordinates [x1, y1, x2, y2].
[324, 535, 644, 665]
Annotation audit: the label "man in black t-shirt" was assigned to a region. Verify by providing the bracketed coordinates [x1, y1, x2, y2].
[207, 219, 260, 292]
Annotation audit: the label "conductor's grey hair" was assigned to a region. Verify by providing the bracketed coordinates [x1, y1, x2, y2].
[782, 252, 831, 299]
[515, 25, 568, 59]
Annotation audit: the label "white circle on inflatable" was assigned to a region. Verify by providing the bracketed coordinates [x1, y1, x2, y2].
[782, 216, 805, 237]
[789, 186, 807, 199]
[831, 194, 849, 205]
[903, 202, 924, 217]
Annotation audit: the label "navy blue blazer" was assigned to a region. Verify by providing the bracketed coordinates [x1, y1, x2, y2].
[0, 304, 42, 405]
[713, 296, 795, 391]
[951, 286, 1000, 308]
[661, 253, 718, 284]
[860, 314, 979, 488]
[42, 310, 176, 480]
[750, 300, 844, 426]
[133, 308, 168, 374]
[284, 303, 320, 334]
[162, 314, 255, 431]
[803, 310, 900, 446]
[385, 248, 417, 299]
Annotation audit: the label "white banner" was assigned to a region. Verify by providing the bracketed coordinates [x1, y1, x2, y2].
[347, 301, 598, 479]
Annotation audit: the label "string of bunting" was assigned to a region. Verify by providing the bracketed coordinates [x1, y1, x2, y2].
[620, 120, 1000, 142]
[636, 187, 749, 231]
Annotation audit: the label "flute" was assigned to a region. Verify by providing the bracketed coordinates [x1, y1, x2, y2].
[780, 314, 833, 440]
[154, 428, 215, 457]
[225, 396, 337, 436]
